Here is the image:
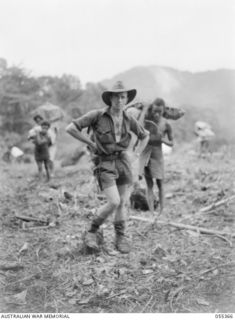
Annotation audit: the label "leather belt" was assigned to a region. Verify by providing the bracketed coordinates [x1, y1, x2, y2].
[99, 151, 123, 161]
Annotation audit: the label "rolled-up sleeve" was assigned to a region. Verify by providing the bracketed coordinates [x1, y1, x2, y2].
[72, 110, 100, 131]
[129, 115, 148, 140]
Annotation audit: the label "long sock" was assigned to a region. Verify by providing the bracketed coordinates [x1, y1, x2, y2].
[114, 221, 125, 236]
[89, 216, 105, 233]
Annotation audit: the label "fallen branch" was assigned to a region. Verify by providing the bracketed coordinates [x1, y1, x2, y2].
[199, 195, 235, 213]
[4, 273, 39, 287]
[141, 295, 153, 312]
[129, 216, 235, 238]
[22, 225, 51, 231]
[105, 290, 127, 300]
[135, 229, 148, 239]
[15, 214, 48, 224]
[130, 216, 155, 223]
[0, 263, 24, 272]
[211, 234, 233, 247]
[198, 261, 235, 277]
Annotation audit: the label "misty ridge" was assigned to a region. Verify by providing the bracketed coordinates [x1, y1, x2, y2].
[0, 57, 235, 149]
[102, 65, 235, 143]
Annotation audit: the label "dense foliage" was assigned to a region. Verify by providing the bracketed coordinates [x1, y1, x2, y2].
[0, 58, 105, 139]
[0, 58, 233, 149]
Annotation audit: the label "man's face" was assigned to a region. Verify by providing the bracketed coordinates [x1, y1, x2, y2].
[152, 104, 164, 123]
[110, 92, 128, 110]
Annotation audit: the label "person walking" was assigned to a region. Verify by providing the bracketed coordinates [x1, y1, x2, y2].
[66, 81, 149, 253]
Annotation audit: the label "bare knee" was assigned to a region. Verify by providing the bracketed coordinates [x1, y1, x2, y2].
[103, 185, 121, 210]
[117, 197, 126, 210]
[108, 196, 120, 210]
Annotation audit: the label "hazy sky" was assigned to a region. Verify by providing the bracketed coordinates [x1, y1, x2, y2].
[0, 0, 234, 84]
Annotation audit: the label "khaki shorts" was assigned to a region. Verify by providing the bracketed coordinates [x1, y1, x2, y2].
[94, 153, 133, 190]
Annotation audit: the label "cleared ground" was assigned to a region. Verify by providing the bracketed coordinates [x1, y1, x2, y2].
[0, 145, 234, 313]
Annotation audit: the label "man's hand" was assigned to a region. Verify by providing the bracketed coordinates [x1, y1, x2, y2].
[88, 142, 98, 154]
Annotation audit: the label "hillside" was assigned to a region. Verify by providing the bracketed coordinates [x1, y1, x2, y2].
[1, 61, 235, 152]
[102, 66, 235, 106]
[102, 66, 235, 141]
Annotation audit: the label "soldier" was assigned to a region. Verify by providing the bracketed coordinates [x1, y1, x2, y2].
[66, 81, 149, 253]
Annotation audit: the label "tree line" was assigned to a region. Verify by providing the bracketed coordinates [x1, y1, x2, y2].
[0, 57, 106, 136]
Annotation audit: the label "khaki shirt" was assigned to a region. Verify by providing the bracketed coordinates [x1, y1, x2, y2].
[73, 107, 148, 155]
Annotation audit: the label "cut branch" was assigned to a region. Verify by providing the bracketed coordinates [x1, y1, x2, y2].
[15, 214, 48, 224]
[22, 225, 51, 231]
[198, 261, 235, 276]
[199, 195, 235, 213]
[129, 216, 235, 238]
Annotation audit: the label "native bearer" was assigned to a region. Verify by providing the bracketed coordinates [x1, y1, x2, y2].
[139, 98, 174, 216]
[66, 81, 149, 253]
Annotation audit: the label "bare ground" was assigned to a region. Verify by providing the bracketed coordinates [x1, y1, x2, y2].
[0, 145, 235, 313]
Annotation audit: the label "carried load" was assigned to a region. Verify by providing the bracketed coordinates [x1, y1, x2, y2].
[126, 100, 184, 153]
[29, 102, 63, 141]
[125, 101, 185, 123]
[194, 121, 215, 141]
[32, 102, 64, 123]
[29, 103, 63, 163]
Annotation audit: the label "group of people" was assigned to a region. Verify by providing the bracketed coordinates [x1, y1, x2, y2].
[66, 81, 174, 254]
[26, 81, 216, 255]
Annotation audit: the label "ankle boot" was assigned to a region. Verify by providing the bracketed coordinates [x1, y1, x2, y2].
[85, 217, 104, 250]
[114, 221, 130, 254]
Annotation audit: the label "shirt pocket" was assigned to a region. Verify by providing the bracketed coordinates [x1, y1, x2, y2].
[96, 129, 114, 144]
